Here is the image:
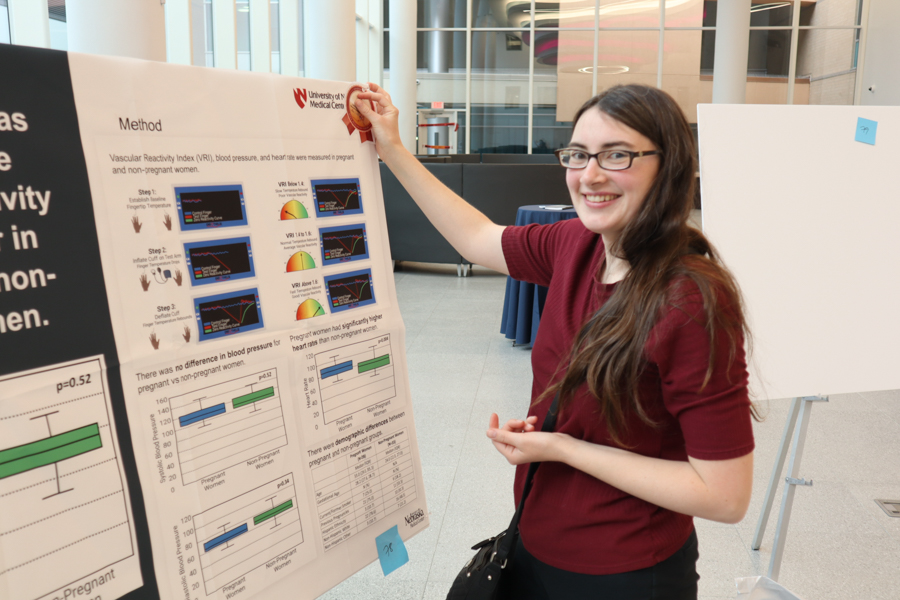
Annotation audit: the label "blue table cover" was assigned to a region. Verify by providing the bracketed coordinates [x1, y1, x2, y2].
[500, 205, 578, 346]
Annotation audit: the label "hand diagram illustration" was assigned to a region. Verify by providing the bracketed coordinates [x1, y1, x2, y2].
[149, 332, 160, 349]
[131, 216, 142, 233]
[173, 269, 183, 286]
[163, 213, 172, 230]
[140, 274, 151, 291]
[182, 326, 191, 343]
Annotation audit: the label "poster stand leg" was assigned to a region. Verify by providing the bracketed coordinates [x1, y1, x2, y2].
[751, 395, 828, 581]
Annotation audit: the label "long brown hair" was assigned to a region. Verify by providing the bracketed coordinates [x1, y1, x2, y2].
[540, 84, 753, 443]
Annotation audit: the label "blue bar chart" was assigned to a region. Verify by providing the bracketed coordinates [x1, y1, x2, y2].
[168, 368, 287, 484]
[193, 473, 305, 594]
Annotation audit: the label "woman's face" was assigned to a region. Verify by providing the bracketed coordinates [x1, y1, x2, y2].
[566, 108, 660, 245]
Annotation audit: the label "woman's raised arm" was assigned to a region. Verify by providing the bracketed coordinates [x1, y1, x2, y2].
[355, 84, 508, 275]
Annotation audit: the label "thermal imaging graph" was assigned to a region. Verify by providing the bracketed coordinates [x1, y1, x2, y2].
[311, 177, 363, 217]
[319, 223, 369, 266]
[194, 288, 264, 341]
[184, 236, 256, 286]
[286, 251, 317, 272]
[175, 184, 248, 231]
[280, 199, 309, 220]
[0, 357, 138, 600]
[324, 269, 376, 313]
[193, 473, 305, 594]
[296, 299, 326, 320]
[167, 368, 287, 484]
[315, 334, 396, 423]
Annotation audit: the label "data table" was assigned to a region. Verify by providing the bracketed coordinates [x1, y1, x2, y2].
[312, 428, 417, 551]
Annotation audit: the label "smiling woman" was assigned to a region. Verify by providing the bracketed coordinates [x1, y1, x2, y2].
[355, 83, 755, 600]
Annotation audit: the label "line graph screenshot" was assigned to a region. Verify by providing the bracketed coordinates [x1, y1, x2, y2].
[315, 334, 396, 424]
[0, 357, 137, 600]
[167, 368, 288, 484]
[324, 269, 376, 313]
[319, 224, 369, 266]
[184, 236, 255, 286]
[193, 473, 305, 594]
[175, 184, 248, 231]
[194, 288, 264, 341]
[311, 178, 363, 217]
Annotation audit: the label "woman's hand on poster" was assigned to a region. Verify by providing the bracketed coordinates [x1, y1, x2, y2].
[354, 83, 402, 155]
[487, 414, 566, 465]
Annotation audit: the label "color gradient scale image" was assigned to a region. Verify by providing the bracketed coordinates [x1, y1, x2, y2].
[280, 200, 309, 220]
[286, 251, 317, 272]
[296, 299, 326, 320]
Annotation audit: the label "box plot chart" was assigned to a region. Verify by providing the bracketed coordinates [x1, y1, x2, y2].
[193, 473, 304, 594]
[311, 178, 363, 217]
[0, 358, 136, 600]
[315, 335, 396, 423]
[168, 369, 287, 484]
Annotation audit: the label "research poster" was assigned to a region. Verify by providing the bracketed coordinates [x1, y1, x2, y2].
[0, 45, 428, 600]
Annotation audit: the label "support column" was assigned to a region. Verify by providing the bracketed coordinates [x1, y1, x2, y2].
[279, 0, 300, 77]
[303, 0, 355, 82]
[213, 0, 237, 69]
[66, 0, 166, 61]
[7, 0, 51, 49]
[712, 0, 751, 104]
[165, 0, 193, 65]
[250, 0, 270, 72]
[427, 0, 452, 73]
[390, 0, 417, 153]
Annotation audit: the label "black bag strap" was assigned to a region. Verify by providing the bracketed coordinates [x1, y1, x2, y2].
[492, 392, 560, 563]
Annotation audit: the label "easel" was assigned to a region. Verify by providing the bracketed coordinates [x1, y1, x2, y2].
[752, 395, 828, 581]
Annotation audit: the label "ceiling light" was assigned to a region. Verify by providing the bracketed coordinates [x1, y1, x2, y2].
[578, 66, 630, 75]
[750, 2, 792, 13]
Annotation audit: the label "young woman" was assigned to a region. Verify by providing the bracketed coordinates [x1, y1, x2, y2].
[355, 84, 755, 600]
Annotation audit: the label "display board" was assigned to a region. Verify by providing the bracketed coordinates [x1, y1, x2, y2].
[699, 103, 900, 400]
[0, 45, 428, 600]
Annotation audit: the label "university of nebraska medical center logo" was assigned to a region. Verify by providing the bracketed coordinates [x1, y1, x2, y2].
[293, 88, 308, 108]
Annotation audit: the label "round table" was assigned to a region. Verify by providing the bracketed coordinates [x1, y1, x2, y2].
[500, 204, 579, 346]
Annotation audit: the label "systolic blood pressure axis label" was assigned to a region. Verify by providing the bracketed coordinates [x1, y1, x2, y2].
[311, 178, 363, 217]
[324, 269, 375, 313]
[175, 184, 249, 230]
[184, 236, 256, 286]
[194, 288, 264, 340]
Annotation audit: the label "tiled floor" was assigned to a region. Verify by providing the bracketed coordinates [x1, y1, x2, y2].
[319, 263, 900, 600]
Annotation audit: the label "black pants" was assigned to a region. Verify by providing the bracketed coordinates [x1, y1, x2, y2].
[504, 530, 699, 600]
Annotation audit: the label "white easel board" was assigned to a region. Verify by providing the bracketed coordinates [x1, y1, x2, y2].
[698, 104, 900, 401]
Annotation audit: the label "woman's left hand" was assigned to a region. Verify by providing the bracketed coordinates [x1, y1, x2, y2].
[487, 414, 567, 465]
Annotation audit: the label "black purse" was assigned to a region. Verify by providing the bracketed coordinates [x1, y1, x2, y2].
[446, 394, 559, 600]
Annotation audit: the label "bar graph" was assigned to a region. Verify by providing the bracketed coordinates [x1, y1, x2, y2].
[167, 369, 287, 484]
[193, 473, 305, 593]
[0, 357, 137, 600]
[315, 334, 396, 424]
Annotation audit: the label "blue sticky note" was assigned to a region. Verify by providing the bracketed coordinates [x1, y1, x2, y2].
[856, 118, 878, 145]
[375, 525, 409, 576]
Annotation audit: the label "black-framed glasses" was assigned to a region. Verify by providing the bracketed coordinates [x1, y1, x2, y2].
[554, 148, 661, 171]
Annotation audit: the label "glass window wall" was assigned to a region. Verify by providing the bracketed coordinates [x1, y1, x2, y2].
[387, 0, 865, 154]
[236, 0, 251, 70]
[1, 0, 10, 45]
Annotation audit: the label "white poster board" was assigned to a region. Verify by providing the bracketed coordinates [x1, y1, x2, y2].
[699, 104, 900, 401]
[0, 47, 426, 600]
